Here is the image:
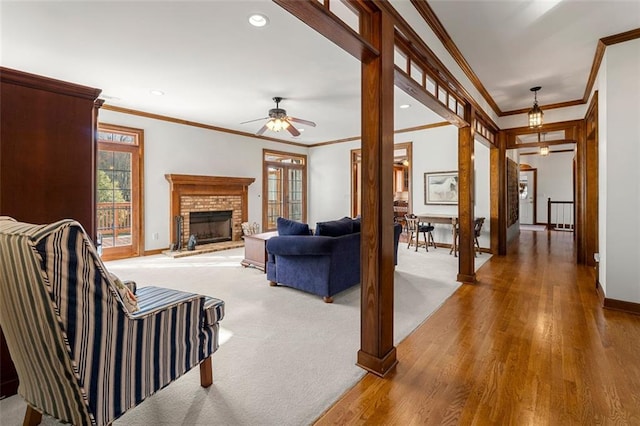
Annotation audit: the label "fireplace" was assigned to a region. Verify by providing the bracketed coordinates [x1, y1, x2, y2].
[165, 174, 255, 249]
[189, 210, 232, 244]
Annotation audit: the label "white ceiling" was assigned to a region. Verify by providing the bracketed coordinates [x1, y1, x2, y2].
[427, 0, 640, 112]
[2, 1, 639, 144]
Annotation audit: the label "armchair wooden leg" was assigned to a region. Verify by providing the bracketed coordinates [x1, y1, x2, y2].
[199, 356, 212, 388]
[269, 281, 278, 287]
[323, 296, 334, 303]
[23, 406, 42, 426]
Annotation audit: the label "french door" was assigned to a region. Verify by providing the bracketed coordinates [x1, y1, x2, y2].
[263, 150, 307, 231]
[97, 124, 144, 260]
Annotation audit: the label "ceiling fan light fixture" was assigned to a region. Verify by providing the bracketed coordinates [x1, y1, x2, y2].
[266, 118, 289, 132]
[528, 86, 543, 128]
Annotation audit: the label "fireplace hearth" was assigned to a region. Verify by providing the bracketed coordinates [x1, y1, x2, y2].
[189, 210, 232, 244]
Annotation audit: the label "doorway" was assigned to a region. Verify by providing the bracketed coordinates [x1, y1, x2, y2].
[351, 142, 413, 219]
[518, 168, 537, 225]
[97, 124, 144, 261]
[262, 149, 307, 231]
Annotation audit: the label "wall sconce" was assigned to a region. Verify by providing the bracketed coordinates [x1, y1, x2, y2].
[528, 86, 543, 128]
[539, 146, 549, 156]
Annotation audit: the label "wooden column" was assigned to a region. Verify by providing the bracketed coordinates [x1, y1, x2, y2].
[357, 8, 397, 377]
[457, 106, 475, 283]
[491, 131, 507, 255]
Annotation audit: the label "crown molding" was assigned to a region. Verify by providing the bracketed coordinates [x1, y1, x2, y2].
[101, 104, 309, 148]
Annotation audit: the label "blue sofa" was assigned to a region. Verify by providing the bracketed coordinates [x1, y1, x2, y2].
[266, 217, 402, 302]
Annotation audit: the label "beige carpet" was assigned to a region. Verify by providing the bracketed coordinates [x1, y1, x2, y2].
[0, 246, 490, 426]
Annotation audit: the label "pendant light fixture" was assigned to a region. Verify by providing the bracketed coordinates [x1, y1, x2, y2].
[528, 86, 543, 128]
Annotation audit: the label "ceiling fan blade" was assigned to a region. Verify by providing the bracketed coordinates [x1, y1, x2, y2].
[287, 116, 316, 127]
[240, 117, 269, 125]
[256, 123, 269, 135]
[286, 121, 301, 137]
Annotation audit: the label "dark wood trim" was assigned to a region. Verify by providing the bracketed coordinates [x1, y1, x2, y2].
[101, 104, 309, 148]
[604, 298, 640, 316]
[519, 148, 575, 156]
[357, 7, 397, 378]
[583, 29, 640, 102]
[491, 132, 507, 255]
[309, 122, 450, 148]
[394, 67, 468, 128]
[0, 66, 101, 100]
[595, 279, 606, 305]
[583, 91, 598, 267]
[501, 99, 584, 116]
[457, 105, 475, 283]
[601, 27, 640, 45]
[512, 139, 577, 149]
[273, 0, 379, 62]
[410, 0, 502, 116]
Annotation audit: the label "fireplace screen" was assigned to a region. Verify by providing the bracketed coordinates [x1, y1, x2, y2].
[189, 210, 232, 244]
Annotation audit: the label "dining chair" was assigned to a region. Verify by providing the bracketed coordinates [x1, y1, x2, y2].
[405, 214, 435, 252]
[0, 217, 225, 426]
[450, 217, 485, 257]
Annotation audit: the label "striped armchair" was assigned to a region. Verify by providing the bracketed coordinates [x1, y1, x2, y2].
[0, 217, 225, 425]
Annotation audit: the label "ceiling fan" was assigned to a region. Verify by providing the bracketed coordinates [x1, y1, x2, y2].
[241, 97, 316, 137]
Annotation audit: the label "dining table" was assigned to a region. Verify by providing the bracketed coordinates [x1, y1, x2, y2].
[416, 213, 459, 256]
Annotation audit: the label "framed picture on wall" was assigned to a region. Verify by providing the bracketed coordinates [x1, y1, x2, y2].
[424, 171, 458, 205]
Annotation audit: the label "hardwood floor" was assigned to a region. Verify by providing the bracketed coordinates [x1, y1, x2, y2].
[315, 230, 640, 425]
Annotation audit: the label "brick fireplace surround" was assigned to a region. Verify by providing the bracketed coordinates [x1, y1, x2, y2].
[165, 174, 255, 248]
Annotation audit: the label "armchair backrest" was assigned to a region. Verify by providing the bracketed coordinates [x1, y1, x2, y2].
[0, 217, 132, 425]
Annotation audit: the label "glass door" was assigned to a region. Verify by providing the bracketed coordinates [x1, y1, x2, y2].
[263, 150, 307, 231]
[97, 125, 143, 260]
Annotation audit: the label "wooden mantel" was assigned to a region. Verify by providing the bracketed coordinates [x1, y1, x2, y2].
[165, 174, 255, 245]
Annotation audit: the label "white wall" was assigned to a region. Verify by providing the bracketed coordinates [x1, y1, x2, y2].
[597, 49, 608, 296]
[524, 151, 575, 224]
[600, 38, 640, 303]
[99, 109, 308, 251]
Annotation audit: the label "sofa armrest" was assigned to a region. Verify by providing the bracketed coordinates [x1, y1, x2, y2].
[266, 235, 338, 256]
[131, 286, 207, 319]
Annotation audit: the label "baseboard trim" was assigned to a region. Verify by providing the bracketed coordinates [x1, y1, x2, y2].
[603, 297, 640, 316]
[595, 280, 605, 305]
[144, 248, 167, 256]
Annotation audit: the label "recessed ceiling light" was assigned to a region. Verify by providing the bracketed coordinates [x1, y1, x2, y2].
[150, 89, 165, 96]
[399, 104, 411, 109]
[248, 14, 269, 27]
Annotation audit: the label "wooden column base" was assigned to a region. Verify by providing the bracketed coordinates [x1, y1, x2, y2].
[457, 273, 476, 284]
[357, 347, 397, 378]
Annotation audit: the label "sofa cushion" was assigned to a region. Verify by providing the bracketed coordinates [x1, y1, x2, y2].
[315, 217, 354, 237]
[277, 217, 310, 236]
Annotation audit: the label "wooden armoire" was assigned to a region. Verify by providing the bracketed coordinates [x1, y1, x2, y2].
[0, 67, 102, 397]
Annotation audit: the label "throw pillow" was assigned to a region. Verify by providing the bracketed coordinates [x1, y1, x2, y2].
[109, 272, 139, 313]
[315, 216, 354, 237]
[276, 217, 310, 236]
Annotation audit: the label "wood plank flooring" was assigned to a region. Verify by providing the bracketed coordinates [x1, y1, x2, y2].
[315, 230, 640, 425]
